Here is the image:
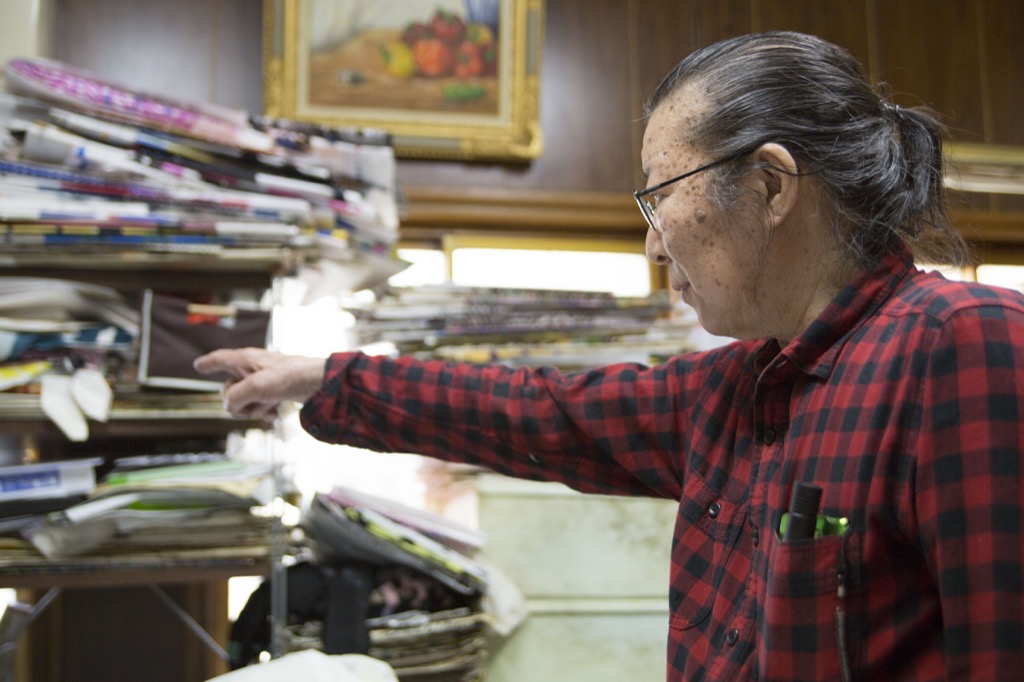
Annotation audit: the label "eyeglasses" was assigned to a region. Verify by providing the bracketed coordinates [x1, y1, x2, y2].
[633, 151, 748, 232]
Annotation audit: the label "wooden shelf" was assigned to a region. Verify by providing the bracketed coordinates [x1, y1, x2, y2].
[0, 556, 270, 589]
[0, 239, 291, 682]
[0, 414, 265, 440]
[0, 388, 267, 439]
[0, 246, 307, 292]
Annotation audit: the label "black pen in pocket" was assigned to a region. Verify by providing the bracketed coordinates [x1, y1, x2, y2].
[777, 483, 849, 540]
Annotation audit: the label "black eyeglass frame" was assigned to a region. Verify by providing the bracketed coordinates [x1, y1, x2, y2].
[633, 150, 750, 232]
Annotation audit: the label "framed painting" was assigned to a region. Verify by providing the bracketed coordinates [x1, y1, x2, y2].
[263, 0, 544, 161]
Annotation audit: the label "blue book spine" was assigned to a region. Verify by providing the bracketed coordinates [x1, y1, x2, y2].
[0, 468, 61, 494]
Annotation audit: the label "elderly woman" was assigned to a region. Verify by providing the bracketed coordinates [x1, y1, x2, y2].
[197, 32, 1024, 681]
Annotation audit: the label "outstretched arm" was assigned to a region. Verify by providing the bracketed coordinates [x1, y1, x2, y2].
[193, 347, 326, 421]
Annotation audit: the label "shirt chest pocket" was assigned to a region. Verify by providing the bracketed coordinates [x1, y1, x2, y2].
[759, 530, 862, 681]
[668, 473, 745, 630]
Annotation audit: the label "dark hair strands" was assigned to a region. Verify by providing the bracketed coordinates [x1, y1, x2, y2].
[646, 31, 969, 268]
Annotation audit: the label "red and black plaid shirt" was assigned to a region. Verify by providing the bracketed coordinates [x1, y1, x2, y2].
[301, 243, 1024, 681]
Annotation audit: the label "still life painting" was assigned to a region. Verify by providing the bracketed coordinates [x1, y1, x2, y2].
[264, 0, 544, 161]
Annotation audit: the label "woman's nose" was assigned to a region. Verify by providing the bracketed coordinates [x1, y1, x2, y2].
[645, 226, 668, 265]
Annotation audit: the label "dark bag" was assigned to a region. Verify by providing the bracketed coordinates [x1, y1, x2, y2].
[228, 561, 375, 669]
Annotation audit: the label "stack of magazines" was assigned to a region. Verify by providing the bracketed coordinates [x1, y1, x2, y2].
[349, 283, 698, 369]
[0, 56, 404, 285]
[284, 486, 494, 681]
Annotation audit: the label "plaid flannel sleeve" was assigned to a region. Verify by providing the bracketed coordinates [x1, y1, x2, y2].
[915, 300, 1024, 677]
[299, 351, 700, 499]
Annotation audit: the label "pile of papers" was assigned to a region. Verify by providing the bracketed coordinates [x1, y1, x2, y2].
[0, 456, 274, 573]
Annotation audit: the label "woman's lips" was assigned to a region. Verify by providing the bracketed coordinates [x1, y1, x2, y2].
[674, 282, 692, 302]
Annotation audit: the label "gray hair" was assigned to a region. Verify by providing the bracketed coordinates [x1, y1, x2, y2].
[646, 31, 968, 268]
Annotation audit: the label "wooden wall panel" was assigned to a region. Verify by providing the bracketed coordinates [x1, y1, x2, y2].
[52, 0, 262, 113]
[689, 0, 754, 46]
[212, 0, 265, 114]
[43, 0, 1024, 239]
[25, 585, 219, 682]
[871, 0, 985, 138]
[977, 0, 1024, 145]
[397, 0, 638, 194]
[974, 0, 1024, 213]
[54, 0, 215, 104]
[755, 0, 871, 69]
[625, 0, 698, 190]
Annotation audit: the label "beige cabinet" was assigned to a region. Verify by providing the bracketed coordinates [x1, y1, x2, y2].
[473, 474, 678, 681]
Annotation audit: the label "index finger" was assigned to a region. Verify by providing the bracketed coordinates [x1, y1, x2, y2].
[193, 348, 247, 377]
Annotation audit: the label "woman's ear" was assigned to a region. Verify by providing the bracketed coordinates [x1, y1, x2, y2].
[746, 143, 800, 227]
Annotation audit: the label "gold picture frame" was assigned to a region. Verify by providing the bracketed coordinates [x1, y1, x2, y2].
[263, 0, 544, 162]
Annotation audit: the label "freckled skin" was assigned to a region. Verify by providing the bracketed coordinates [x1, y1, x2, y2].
[642, 89, 855, 344]
[642, 107, 767, 338]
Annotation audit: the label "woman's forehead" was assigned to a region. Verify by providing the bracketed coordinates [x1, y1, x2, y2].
[642, 105, 702, 176]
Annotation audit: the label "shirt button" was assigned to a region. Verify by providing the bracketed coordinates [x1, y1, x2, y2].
[707, 501, 722, 518]
[726, 628, 739, 646]
[761, 428, 776, 445]
[307, 424, 320, 437]
[751, 526, 759, 547]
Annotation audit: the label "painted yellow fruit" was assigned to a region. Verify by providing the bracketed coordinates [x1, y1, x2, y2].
[381, 41, 416, 78]
[465, 23, 494, 47]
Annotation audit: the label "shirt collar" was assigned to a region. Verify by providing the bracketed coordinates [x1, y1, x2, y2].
[752, 243, 916, 380]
